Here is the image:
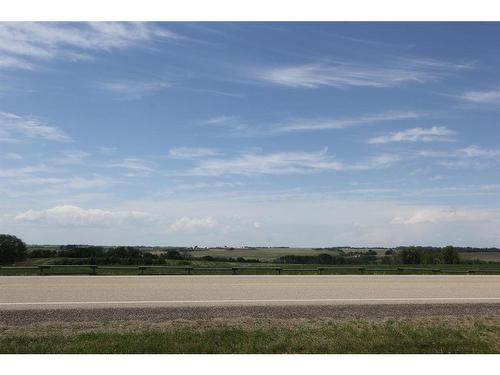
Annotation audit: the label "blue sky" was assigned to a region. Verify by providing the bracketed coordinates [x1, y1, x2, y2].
[1, 22, 500, 247]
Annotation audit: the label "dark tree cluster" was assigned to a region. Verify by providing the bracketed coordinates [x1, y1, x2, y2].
[199, 255, 260, 263]
[29, 249, 57, 258]
[380, 246, 461, 265]
[0, 234, 27, 265]
[276, 253, 377, 265]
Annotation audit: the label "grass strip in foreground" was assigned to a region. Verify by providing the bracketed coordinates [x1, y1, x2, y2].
[0, 316, 499, 354]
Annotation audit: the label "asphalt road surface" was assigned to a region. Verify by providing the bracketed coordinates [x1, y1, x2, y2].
[1, 275, 500, 310]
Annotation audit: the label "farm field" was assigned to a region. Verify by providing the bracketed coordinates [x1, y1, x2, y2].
[459, 252, 500, 262]
[186, 247, 341, 259]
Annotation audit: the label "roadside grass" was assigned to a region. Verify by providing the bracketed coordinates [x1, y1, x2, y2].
[0, 317, 498, 353]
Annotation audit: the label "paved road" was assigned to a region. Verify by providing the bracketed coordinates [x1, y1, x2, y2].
[1, 275, 499, 310]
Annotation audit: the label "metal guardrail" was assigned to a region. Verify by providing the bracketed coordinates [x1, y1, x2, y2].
[0, 265, 499, 275]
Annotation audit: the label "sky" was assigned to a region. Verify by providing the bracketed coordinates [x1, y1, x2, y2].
[1, 22, 500, 247]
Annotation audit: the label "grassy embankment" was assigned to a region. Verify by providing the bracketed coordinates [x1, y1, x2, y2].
[1, 317, 499, 353]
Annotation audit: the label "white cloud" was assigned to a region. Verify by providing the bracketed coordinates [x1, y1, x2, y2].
[0, 112, 72, 143]
[368, 126, 454, 144]
[255, 59, 467, 89]
[459, 90, 500, 103]
[0, 22, 178, 70]
[96, 80, 170, 99]
[170, 216, 218, 232]
[391, 208, 489, 225]
[169, 147, 222, 159]
[184, 148, 399, 176]
[15, 205, 150, 227]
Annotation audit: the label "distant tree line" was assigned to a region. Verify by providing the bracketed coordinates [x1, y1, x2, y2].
[395, 246, 499, 253]
[276, 253, 378, 265]
[24, 245, 261, 265]
[277, 246, 463, 266]
[382, 246, 461, 265]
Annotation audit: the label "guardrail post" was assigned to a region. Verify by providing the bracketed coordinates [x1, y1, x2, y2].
[38, 265, 50, 275]
[90, 265, 97, 275]
[317, 267, 323, 275]
[358, 267, 365, 274]
[232, 267, 238, 275]
[138, 266, 145, 275]
[276, 268, 282, 275]
[185, 266, 192, 275]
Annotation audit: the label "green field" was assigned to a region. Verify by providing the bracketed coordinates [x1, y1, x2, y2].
[460, 252, 500, 262]
[186, 247, 500, 262]
[1, 316, 498, 353]
[186, 247, 343, 260]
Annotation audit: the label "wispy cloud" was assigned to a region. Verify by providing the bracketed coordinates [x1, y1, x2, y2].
[8, 176, 112, 190]
[392, 208, 490, 225]
[2, 152, 23, 160]
[105, 158, 156, 174]
[170, 216, 218, 232]
[96, 80, 170, 99]
[198, 115, 250, 134]
[0, 164, 55, 179]
[183, 148, 400, 177]
[418, 145, 500, 160]
[416, 145, 500, 169]
[51, 150, 90, 165]
[169, 147, 222, 159]
[275, 111, 420, 133]
[459, 89, 500, 103]
[199, 115, 238, 126]
[0, 111, 71, 143]
[460, 145, 500, 158]
[0, 22, 179, 70]
[368, 126, 454, 144]
[198, 111, 420, 137]
[254, 58, 469, 89]
[15, 205, 150, 227]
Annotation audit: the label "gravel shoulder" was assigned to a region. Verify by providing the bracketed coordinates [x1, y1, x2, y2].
[1, 303, 499, 326]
